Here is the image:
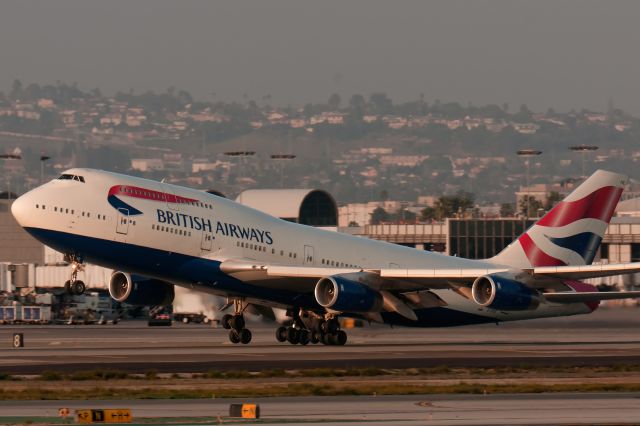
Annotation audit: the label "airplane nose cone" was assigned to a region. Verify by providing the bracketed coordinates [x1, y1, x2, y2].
[11, 194, 30, 227]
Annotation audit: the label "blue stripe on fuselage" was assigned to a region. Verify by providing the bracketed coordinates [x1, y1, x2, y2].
[547, 232, 602, 264]
[107, 195, 143, 216]
[23, 227, 310, 307]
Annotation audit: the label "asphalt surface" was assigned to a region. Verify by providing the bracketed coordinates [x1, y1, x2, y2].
[1, 307, 640, 374]
[3, 393, 640, 425]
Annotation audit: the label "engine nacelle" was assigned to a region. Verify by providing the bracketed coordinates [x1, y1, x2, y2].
[314, 276, 383, 312]
[471, 274, 540, 311]
[109, 272, 175, 306]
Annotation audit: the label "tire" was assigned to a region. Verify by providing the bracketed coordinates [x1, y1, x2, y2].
[239, 328, 252, 344]
[221, 314, 233, 330]
[231, 315, 245, 331]
[321, 333, 332, 345]
[298, 329, 310, 345]
[275, 326, 288, 342]
[321, 319, 339, 334]
[229, 329, 241, 344]
[327, 319, 339, 334]
[64, 280, 72, 294]
[335, 330, 347, 346]
[286, 327, 299, 344]
[72, 280, 86, 296]
[310, 331, 320, 344]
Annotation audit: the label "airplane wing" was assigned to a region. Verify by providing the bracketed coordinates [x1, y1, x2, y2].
[221, 259, 640, 294]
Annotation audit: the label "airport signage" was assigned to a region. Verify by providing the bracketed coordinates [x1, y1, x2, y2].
[75, 409, 131, 423]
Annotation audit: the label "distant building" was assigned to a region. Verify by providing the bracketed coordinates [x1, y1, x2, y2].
[131, 158, 164, 172]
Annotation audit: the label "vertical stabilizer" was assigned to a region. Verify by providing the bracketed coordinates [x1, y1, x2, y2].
[491, 170, 627, 269]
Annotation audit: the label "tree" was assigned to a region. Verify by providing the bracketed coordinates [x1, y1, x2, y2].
[349, 94, 366, 114]
[370, 207, 389, 225]
[328, 93, 341, 110]
[500, 203, 515, 217]
[421, 206, 437, 221]
[519, 195, 543, 217]
[369, 92, 393, 115]
[433, 192, 475, 219]
[10, 79, 23, 100]
[545, 191, 562, 210]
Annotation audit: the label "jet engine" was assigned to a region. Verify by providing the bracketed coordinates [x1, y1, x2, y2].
[108, 271, 175, 306]
[471, 274, 540, 310]
[314, 276, 383, 312]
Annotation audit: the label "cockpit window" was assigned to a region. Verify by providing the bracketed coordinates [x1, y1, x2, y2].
[58, 174, 85, 183]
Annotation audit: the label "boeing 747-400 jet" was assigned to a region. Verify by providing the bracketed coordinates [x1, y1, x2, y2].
[10, 168, 640, 345]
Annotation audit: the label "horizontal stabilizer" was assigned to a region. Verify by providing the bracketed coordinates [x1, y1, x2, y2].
[544, 291, 640, 303]
[530, 262, 640, 279]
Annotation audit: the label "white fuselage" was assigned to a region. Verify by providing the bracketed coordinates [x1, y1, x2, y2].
[11, 168, 593, 326]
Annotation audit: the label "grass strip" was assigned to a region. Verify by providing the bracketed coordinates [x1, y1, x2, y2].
[4, 364, 639, 382]
[2, 382, 640, 400]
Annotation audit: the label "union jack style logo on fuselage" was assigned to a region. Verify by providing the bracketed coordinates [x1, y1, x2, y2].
[108, 185, 198, 216]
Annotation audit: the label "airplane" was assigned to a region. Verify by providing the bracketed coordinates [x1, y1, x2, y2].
[10, 168, 640, 345]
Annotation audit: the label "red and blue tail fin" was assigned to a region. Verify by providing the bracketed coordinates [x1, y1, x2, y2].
[491, 170, 627, 268]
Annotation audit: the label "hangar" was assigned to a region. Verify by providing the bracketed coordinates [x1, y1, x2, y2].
[235, 189, 338, 227]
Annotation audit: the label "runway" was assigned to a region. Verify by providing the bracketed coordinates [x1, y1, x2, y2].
[1, 307, 639, 374]
[3, 393, 640, 425]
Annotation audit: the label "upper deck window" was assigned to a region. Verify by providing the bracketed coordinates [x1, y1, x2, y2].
[58, 174, 85, 183]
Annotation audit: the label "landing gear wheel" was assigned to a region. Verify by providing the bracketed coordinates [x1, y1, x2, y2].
[64, 280, 72, 294]
[229, 329, 241, 344]
[71, 280, 86, 296]
[286, 327, 300, 344]
[310, 331, 321, 344]
[239, 328, 252, 344]
[275, 326, 288, 342]
[334, 330, 347, 346]
[322, 319, 339, 334]
[221, 314, 233, 330]
[321, 333, 332, 345]
[231, 315, 245, 331]
[298, 329, 310, 345]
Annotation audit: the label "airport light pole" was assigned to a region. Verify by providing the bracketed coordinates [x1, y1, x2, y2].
[517, 149, 542, 219]
[224, 151, 256, 188]
[270, 154, 296, 188]
[40, 154, 51, 184]
[0, 153, 22, 199]
[569, 145, 598, 179]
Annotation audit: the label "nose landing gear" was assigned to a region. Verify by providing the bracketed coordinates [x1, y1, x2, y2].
[63, 254, 86, 296]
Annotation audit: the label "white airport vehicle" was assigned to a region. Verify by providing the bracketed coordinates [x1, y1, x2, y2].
[10, 168, 640, 345]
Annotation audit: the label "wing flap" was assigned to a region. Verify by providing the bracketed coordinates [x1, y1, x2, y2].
[544, 291, 640, 303]
[380, 268, 509, 279]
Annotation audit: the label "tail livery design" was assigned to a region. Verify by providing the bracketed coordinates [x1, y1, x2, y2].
[492, 170, 627, 268]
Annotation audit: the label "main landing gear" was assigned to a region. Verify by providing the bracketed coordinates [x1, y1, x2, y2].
[63, 254, 86, 296]
[221, 299, 252, 344]
[275, 310, 347, 346]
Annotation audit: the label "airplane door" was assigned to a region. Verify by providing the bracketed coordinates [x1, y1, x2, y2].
[201, 231, 213, 251]
[116, 208, 129, 235]
[304, 245, 315, 265]
[160, 183, 180, 211]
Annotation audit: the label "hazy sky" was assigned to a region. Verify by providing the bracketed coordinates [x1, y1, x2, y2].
[2, 1, 640, 113]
